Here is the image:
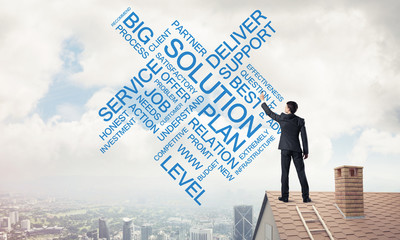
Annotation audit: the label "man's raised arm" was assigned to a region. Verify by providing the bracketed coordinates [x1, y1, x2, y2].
[260, 93, 281, 122]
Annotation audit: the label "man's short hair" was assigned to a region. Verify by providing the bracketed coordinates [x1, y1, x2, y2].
[287, 101, 298, 114]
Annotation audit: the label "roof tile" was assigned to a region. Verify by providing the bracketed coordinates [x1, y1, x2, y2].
[263, 191, 400, 240]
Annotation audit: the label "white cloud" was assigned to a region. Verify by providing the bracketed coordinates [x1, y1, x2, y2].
[0, 6, 63, 120]
[56, 103, 83, 121]
[348, 128, 400, 164]
[0, 0, 400, 202]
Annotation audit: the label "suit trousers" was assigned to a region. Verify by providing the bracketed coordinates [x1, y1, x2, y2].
[281, 149, 309, 199]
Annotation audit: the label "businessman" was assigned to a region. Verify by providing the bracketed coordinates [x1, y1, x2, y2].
[260, 93, 311, 203]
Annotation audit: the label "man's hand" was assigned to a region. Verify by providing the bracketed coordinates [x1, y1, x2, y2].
[303, 154, 308, 159]
[259, 93, 265, 101]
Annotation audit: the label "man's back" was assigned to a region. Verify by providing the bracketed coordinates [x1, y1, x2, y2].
[261, 103, 308, 154]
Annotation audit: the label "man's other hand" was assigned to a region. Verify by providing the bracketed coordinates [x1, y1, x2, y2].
[303, 154, 308, 159]
[260, 93, 265, 101]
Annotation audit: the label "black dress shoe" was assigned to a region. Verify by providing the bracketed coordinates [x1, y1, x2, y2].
[278, 197, 288, 202]
[303, 197, 312, 203]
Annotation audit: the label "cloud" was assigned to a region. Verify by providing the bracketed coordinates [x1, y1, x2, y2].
[0, 3, 63, 121]
[56, 103, 84, 121]
[1, 0, 400, 202]
[348, 128, 400, 163]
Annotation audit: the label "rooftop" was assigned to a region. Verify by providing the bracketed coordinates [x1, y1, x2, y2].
[254, 191, 400, 240]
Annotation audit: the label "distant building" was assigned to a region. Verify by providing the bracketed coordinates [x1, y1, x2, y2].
[87, 229, 98, 240]
[156, 230, 169, 240]
[233, 205, 253, 240]
[0, 232, 7, 240]
[98, 219, 109, 238]
[99, 218, 110, 240]
[26, 226, 63, 237]
[213, 234, 229, 240]
[141, 225, 152, 240]
[123, 218, 134, 240]
[189, 227, 212, 240]
[178, 228, 187, 240]
[9, 211, 18, 225]
[21, 219, 30, 231]
[0, 218, 11, 233]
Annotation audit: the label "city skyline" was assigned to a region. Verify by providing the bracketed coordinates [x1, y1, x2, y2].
[0, 193, 244, 240]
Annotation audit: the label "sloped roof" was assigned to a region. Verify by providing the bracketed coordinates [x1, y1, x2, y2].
[253, 191, 400, 240]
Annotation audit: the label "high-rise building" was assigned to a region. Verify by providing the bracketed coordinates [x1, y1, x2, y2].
[8, 214, 14, 226]
[123, 218, 133, 240]
[178, 227, 187, 240]
[156, 230, 169, 240]
[0, 232, 7, 240]
[1, 218, 11, 232]
[9, 212, 18, 225]
[189, 227, 212, 240]
[21, 220, 30, 231]
[233, 205, 253, 240]
[99, 218, 110, 240]
[141, 225, 152, 240]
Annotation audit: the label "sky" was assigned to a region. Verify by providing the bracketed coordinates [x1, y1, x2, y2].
[0, 0, 399, 208]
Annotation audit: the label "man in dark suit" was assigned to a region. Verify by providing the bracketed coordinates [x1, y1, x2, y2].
[260, 93, 311, 203]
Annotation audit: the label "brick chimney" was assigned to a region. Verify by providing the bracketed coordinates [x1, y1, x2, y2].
[334, 165, 364, 218]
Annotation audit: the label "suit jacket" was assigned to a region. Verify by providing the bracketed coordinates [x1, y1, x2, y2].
[261, 102, 308, 154]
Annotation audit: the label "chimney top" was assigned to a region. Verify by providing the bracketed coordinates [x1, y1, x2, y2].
[334, 165, 364, 170]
